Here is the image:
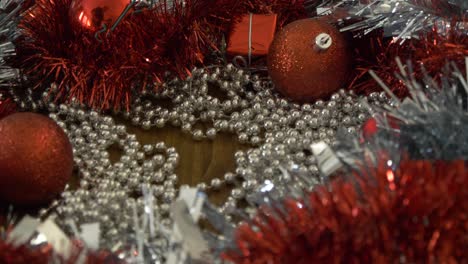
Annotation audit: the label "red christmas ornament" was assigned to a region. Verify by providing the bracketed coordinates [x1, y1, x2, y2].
[268, 18, 352, 102]
[0, 113, 73, 206]
[69, 0, 130, 29]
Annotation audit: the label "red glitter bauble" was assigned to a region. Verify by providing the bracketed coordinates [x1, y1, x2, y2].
[69, 0, 130, 29]
[0, 113, 73, 206]
[268, 18, 352, 102]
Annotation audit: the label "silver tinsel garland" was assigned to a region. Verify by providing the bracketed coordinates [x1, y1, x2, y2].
[0, 0, 22, 86]
[363, 58, 468, 160]
[321, 0, 468, 41]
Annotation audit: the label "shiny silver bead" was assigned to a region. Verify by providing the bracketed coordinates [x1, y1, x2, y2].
[242, 179, 258, 190]
[197, 182, 207, 191]
[206, 128, 217, 139]
[192, 129, 204, 140]
[224, 172, 236, 183]
[210, 178, 222, 189]
[231, 188, 244, 199]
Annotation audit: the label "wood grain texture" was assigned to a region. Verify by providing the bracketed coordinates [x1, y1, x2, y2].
[121, 122, 246, 204]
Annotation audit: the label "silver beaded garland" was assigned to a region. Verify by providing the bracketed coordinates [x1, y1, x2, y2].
[8, 63, 389, 260]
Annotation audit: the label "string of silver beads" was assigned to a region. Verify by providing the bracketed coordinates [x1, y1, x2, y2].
[116, 64, 390, 218]
[51, 102, 177, 252]
[9, 86, 176, 257]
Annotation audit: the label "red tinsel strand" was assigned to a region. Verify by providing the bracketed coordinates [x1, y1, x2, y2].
[223, 159, 468, 263]
[350, 26, 468, 97]
[13, 0, 307, 110]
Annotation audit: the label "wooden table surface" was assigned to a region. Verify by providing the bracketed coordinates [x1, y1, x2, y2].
[120, 123, 247, 205]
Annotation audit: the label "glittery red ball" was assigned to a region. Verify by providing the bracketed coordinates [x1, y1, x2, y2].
[0, 113, 73, 206]
[268, 18, 352, 102]
[70, 0, 130, 29]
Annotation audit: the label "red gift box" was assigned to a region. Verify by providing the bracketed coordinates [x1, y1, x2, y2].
[227, 14, 278, 57]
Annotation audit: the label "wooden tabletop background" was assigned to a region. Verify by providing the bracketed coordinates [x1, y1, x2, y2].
[116, 123, 246, 205]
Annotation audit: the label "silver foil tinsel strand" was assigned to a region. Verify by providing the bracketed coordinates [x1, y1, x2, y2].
[0, 0, 22, 86]
[325, 0, 468, 41]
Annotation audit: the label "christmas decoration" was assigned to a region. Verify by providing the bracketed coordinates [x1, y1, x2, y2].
[0, 113, 73, 206]
[268, 18, 352, 102]
[13, 0, 307, 110]
[337, 0, 468, 40]
[223, 158, 468, 263]
[350, 31, 468, 96]
[320, 0, 468, 96]
[69, 0, 131, 30]
[6, 60, 386, 261]
[0, 215, 122, 263]
[0, 0, 22, 86]
[216, 60, 468, 263]
[2, 0, 468, 262]
[366, 58, 468, 160]
[227, 14, 278, 58]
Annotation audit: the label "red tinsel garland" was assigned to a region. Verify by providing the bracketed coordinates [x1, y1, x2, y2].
[350, 28, 468, 96]
[13, 0, 307, 110]
[223, 159, 468, 263]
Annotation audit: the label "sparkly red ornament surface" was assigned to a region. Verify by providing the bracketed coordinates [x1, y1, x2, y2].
[223, 159, 468, 263]
[69, 0, 130, 29]
[0, 113, 73, 206]
[268, 18, 352, 102]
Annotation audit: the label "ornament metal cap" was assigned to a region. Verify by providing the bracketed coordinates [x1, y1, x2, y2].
[314, 33, 332, 51]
